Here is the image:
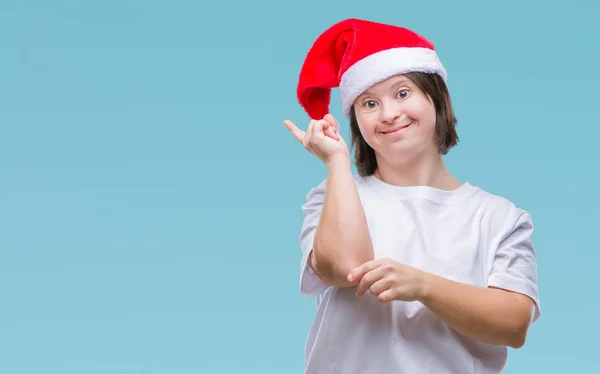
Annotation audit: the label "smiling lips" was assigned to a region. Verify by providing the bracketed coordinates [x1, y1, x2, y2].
[382, 122, 412, 135]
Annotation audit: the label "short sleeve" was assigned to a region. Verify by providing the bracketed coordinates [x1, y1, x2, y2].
[298, 180, 330, 297]
[488, 211, 541, 322]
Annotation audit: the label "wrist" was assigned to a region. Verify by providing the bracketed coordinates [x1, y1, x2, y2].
[325, 153, 351, 169]
[417, 270, 434, 303]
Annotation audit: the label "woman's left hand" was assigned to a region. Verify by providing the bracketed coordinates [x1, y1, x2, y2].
[347, 258, 428, 302]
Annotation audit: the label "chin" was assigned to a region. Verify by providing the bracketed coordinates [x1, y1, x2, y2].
[378, 148, 418, 165]
[375, 142, 433, 165]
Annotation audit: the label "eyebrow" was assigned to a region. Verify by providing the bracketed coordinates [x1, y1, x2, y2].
[360, 77, 412, 97]
[391, 77, 411, 89]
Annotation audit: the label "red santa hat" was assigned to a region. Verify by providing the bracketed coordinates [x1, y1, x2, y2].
[296, 18, 448, 119]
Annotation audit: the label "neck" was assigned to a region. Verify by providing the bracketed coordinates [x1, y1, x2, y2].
[374, 148, 461, 190]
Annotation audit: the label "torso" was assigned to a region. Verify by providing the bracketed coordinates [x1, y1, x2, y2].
[305, 175, 521, 374]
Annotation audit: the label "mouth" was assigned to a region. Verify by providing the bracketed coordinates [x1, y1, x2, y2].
[382, 122, 412, 135]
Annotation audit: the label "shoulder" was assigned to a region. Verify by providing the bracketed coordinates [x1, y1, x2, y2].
[475, 187, 529, 215]
[471, 185, 533, 234]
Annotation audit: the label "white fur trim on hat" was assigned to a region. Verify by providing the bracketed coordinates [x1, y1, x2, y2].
[339, 47, 447, 118]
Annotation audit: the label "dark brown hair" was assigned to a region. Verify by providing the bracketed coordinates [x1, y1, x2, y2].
[349, 72, 459, 176]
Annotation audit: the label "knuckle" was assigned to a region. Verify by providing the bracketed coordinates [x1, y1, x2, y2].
[303, 135, 311, 148]
[360, 282, 370, 293]
[382, 259, 395, 271]
[358, 278, 367, 289]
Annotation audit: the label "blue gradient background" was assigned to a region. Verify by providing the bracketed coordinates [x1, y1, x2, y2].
[1, 1, 598, 373]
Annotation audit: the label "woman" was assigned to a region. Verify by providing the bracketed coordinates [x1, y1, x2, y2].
[283, 18, 540, 374]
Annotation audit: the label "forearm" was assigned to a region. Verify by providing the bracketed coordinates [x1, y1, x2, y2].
[312, 155, 374, 287]
[419, 273, 533, 348]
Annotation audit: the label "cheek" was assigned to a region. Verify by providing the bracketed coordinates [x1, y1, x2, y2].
[422, 113, 437, 134]
[356, 116, 376, 140]
[411, 103, 437, 134]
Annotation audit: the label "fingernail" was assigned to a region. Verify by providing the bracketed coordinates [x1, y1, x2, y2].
[347, 273, 353, 281]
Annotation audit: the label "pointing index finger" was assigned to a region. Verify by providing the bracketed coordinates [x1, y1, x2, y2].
[283, 120, 305, 144]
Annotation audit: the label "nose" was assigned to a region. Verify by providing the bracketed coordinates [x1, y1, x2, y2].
[378, 100, 401, 125]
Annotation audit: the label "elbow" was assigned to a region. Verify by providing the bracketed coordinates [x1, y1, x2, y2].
[312, 245, 368, 288]
[504, 295, 535, 349]
[313, 257, 362, 288]
[506, 321, 530, 349]
[336, 260, 365, 283]
[507, 331, 527, 349]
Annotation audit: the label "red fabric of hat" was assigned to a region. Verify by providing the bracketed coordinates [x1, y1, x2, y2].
[296, 18, 447, 120]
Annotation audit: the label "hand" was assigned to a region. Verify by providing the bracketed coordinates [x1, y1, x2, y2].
[347, 258, 428, 303]
[283, 114, 349, 165]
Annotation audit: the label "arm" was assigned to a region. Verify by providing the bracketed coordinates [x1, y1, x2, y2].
[310, 154, 374, 288]
[285, 114, 374, 290]
[419, 209, 539, 348]
[419, 274, 535, 348]
[350, 259, 535, 348]
[350, 208, 539, 347]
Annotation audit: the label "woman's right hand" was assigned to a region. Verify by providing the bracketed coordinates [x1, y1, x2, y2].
[283, 114, 349, 166]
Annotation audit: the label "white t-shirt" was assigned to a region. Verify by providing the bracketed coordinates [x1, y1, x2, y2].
[298, 174, 540, 374]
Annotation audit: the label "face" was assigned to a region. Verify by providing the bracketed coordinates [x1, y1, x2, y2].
[353, 74, 437, 164]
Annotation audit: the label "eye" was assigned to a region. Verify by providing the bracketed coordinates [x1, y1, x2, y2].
[362, 100, 378, 109]
[397, 89, 410, 99]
